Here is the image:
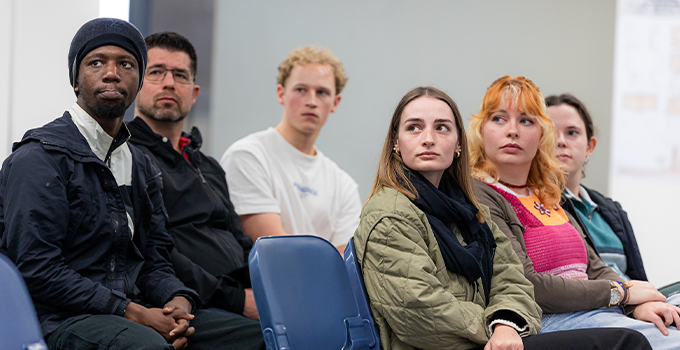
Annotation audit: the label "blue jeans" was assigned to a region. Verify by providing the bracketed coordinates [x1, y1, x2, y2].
[541, 306, 680, 350]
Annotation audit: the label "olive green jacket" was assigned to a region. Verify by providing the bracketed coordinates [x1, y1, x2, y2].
[473, 180, 623, 314]
[354, 188, 542, 350]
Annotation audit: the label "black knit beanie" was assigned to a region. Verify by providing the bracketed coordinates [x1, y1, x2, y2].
[68, 17, 147, 95]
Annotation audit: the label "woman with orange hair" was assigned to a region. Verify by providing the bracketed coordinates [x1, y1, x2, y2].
[469, 76, 680, 349]
[352, 85, 651, 350]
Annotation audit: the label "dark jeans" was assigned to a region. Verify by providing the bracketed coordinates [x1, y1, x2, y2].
[521, 328, 651, 350]
[46, 309, 264, 350]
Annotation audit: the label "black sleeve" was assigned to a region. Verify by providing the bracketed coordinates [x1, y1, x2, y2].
[1, 145, 127, 315]
[134, 158, 200, 309]
[170, 247, 246, 314]
[490, 310, 528, 329]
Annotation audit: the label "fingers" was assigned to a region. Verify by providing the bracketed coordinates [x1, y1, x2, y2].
[484, 342, 492, 350]
[662, 307, 674, 326]
[650, 312, 670, 336]
[652, 290, 667, 303]
[183, 326, 195, 338]
[169, 318, 191, 337]
[164, 306, 194, 320]
[163, 304, 177, 314]
[165, 310, 194, 321]
[670, 306, 680, 331]
[175, 312, 195, 321]
[172, 336, 188, 350]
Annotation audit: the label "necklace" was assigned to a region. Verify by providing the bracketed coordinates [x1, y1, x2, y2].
[498, 179, 528, 189]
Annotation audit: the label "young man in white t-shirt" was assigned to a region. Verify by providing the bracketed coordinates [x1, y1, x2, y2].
[220, 46, 361, 252]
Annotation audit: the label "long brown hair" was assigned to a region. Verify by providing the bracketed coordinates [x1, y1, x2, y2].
[468, 76, 565, 207]
[367, 86, 485, 222]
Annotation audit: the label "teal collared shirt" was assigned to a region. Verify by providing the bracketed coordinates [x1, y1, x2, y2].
[565, 186, 628, 279]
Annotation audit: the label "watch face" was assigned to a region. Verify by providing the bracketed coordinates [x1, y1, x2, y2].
[610, 289, 621, 305]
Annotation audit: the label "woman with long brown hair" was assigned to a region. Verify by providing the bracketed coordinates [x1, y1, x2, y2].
[470, 76, 679, 349]
[352, 86, 650, 349]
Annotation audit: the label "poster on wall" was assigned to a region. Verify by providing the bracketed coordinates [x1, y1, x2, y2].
[610, 0, 680, 287]
[611, 0, 680, 177]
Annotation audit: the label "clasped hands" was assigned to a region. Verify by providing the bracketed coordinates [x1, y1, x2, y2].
[621, 280, 680, 335]
[124, 296, 195, 349]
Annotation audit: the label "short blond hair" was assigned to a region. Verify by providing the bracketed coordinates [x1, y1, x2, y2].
[276, 46, 348, 94]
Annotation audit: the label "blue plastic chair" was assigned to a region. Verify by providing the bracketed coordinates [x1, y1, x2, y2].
[343, 238, 380, 350]
[0, 254, 47, 350]
[249, 235, 375, 350]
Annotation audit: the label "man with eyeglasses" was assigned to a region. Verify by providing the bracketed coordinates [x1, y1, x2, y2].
[1, 20, 263, 350]
[127, 32, 262, 338]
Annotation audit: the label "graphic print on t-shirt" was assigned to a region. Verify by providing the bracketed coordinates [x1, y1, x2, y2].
[222, 127, 362, 246]
[293, 182, 318, 199]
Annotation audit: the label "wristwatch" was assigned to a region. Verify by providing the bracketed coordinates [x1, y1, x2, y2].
[609, 281, 622, 306]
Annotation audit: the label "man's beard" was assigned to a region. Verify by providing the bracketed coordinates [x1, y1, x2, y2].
[137, 101, 187, 123]
[89, 99, 129, 120]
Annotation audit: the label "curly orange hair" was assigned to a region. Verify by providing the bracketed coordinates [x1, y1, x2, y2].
[468, 76, 565, 207]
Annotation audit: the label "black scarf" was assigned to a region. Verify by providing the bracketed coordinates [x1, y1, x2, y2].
[406, 168, 496, 303]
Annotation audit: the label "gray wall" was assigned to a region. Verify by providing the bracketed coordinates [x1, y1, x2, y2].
[1, 0, 98, 161]
[127, 0, 214, 136]
[210, 0, 616, 201]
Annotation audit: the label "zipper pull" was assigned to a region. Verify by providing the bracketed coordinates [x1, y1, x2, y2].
[193, 162, 207, 183]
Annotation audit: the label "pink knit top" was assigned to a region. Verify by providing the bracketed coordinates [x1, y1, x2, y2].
[488, 184, 588, 280]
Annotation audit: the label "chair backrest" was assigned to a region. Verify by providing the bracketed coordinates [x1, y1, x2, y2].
[0, 254, 47, 350]
[344, 238, 381, 350]
[249, 235, 374, 350]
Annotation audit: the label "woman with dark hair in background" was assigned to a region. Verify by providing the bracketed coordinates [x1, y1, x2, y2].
[545, 94, 646, 281]
[352, 86, 651, 349]
[469, 76, 679, 349]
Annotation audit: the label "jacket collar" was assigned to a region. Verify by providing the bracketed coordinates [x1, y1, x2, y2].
[564, 186, 599, 211]
[127, 117, 203, 160]
[128, 117, 202, 149]
[14, 104, 131, 164]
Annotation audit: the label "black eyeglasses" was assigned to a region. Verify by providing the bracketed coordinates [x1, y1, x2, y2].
[145, 67, 194, 84]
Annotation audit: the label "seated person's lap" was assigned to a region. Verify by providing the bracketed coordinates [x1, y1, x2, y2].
[47, 315, 171, 350]
[48, 310, 264, 350]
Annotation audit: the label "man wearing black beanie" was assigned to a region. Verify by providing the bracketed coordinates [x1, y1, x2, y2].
[0, 18, 264, 350]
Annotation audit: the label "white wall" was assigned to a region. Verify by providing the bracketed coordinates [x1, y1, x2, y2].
[609, 3, 680, 287]
[0, 0, 12, 159]
[210, 0, 616, 202]
[0, 0, 99, 161]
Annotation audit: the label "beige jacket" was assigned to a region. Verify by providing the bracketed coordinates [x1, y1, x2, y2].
[354, 188, 542, 350]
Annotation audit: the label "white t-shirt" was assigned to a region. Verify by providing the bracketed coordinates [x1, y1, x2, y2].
[220, 127, 361, 246]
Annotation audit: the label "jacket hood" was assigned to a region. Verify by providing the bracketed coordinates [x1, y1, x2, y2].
[13, 112, 94, 157]
[14, 112, 131, 164]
